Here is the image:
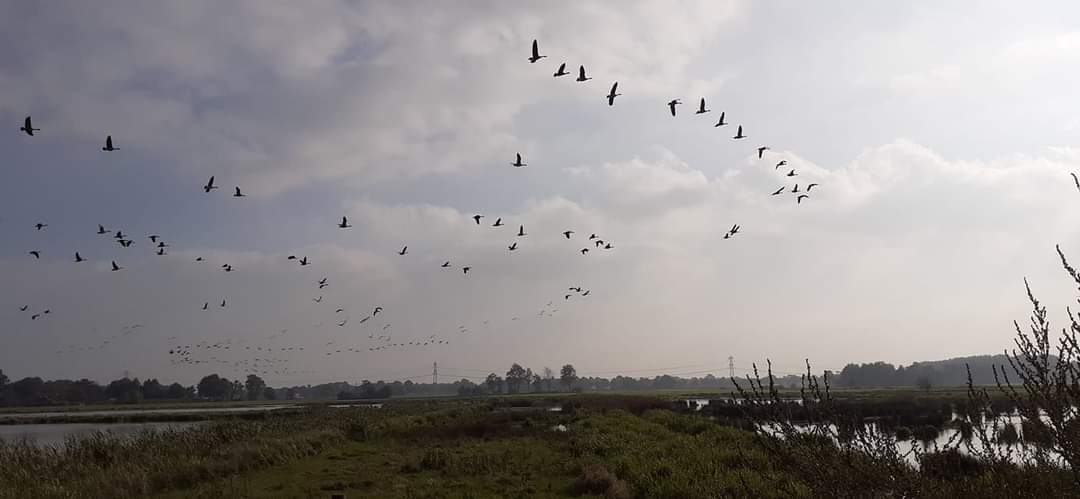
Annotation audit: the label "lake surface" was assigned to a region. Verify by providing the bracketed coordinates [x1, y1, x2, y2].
[0, 405, 292, 419]
[0, 422, 200, 447]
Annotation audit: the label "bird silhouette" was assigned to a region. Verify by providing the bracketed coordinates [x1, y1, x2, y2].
[588, 234, 597, 240]
[313, 296, 323, 303]
[581, 248, 590, 255]
[111, 261, 122, 272]
[553, 62, 569, 77]
[222, 264, 233, 272]
[696, 98, 710, 114]
[148, 235, 160, 243]
[807, 183, 819, 192]
[775, 160, 787, 170]
[118, 240, 134, 248]
[512, 153, 526, 167]
[667, 99, 681, 117]
[74, 252, 85, 262]
[792, 184, 800, 193]
[34, 223, 47, 231]
[493, 218, 504, 227]
[733, 125, 746, 139]
[606, 82, 621, 106]
[299, 257, 310, 266]
[233, 187, 245, 197]
[1073, 173, 1080, 192]
[202, 302, 209, 310]
[582, 290, 590, 297]
[18, 306, 28, 312]
[529, 39, 545, 63]
[576, 65, 591, 82]
[473, 214, 484, 224]
[20, 116, 40, 136]
[373, 306, 383, 316]
[29, 251, 40, 259]
[517, 225, 526, 237]
[318, 278, 328, 285]
[101, 135, 117, 151]
[563, 230, 574, 239]
[714, 112, 726, 127]
[508, 242, 518, 251]
[797, 194, 809, 204]
[97, 224, 108, 235]
[114, 230, 125, 239]
[220, 299, 226, 307]
[604, 243, 613, 250]
[441, 261, 451, 268]
[786, 170, 797, 177]
[31, 314, 40, 320]
[338, 216, 352, 229]
[757, 146, 769, 159]
[156, 247, 166, 256]
[398, 246, 408, 256]
[195, 257, 204, 262]
[462, 267, 472, 275]
[203, 176, 217, 193]
[771, 186, 785, 196]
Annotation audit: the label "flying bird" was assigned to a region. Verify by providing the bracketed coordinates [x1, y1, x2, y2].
[398, 246, 408, 256]
[604, 243, 613, 250]
[667, 99, 682, 117]
[18, 306, 28, 312]
[29, 251, 40, 259]
[473, 215, 484, 224]
[581, 248, 590, 255]
[553, 62, 569, 77]
[114, 231, 125, 239]
[220, 299, 226, 307]
[299, 257, 310, 266]
[576, 65, 591, 82]
[313, 296, 323, 303]
[148, 235, 160, 243]
[203, 302, 209, 310]
[318, 278, 328, 285]
[714, 112, 726, 127]
[462, 266, 472, 275]
[97, 224, 108, 235]
[441, 261, 451, 268]
[528, 39, 545, 63]
[786, 170, 797, 177]
[338, 216, 352, 229]
[588, 234, 597, 240]
[792, 184, 800, 193]
[517, 225, 526, 237]
[757, 147, 769, 159]
[493, 218, 504, 227]
[20, 116, 40, 136]
[797, 195, 809, 204]
[31, 314, 40, 320]
[508, 242, 518, 251]
[373, 306, 383, 316]
[807, 183, 819, 192]
[118, 239, 133, 248]
[233, 187, 245, 197]
[771, 187, 785, 196]
[563, 230, 574, 239]
[1073, 173, 1080, 192]
[156, 248, 166, 256]
[195, 257, 204, 262]
[34, 223, 47, 231]
[696, 98, 710, 114]
[203, 176, 217, 193]
[775, 160, 787, 170]
[606, 82, 620, 106]
[512, 153, 526, 167]
[733, 125, 746, 139]
[110, 261, 122, 272]
[101, 135, 117, 151]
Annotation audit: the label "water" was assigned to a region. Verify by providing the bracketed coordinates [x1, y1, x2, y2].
[0, 405, 292, 419]
[0, 422, 200, 447]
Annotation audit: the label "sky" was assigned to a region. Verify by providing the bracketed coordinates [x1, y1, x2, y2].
[2, 1, 1080, 386]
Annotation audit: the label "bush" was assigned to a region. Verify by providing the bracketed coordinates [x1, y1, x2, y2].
[920, 449, 985, 480]
[573, 463, 630, 498]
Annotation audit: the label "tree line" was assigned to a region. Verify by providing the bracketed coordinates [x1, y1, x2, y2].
[0, 370, 276, 406]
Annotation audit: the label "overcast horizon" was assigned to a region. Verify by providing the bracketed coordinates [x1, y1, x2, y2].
[3, 1, 1080, 386]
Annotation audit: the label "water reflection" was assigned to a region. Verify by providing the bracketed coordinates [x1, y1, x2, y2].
[0, 422, 200, 447]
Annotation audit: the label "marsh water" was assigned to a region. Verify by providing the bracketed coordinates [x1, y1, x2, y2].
[0, 422, 200, 447]
[0, 404, 292, 419]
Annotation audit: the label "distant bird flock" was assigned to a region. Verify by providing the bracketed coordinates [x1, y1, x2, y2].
[12, 38, 825, 379]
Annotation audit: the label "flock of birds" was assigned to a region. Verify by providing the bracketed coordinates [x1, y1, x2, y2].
[11, 39, 824, 381]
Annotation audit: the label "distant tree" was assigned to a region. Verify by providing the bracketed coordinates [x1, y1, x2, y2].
[10, 377, 45, 405]
[197, 374, 232, 401]
[916, 376, 933, 393]
[262, 387, 277, 400]
[531, 373, 543, 392]
[485, 373, 502, 394]
[231, 380, 244, 401]
[285, 387, 300, 400]
[105, 378, 143, 404]
[542, 367, 555, 391]
[166, 382, 192, 400]
[0, 369, 8, 388]
[141, 379, 166, 399]
[245, 374, 267, 401]
[506, 364, 528, 394]
[560, 364, 577, 391]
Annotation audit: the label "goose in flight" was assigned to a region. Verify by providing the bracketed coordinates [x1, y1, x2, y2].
[31, 314, 40, 320]
[148, 235, 160, 243]
[75, 252, 85, 263]
[114, 230, 125, 239]
[111, 261, 122, 272]
[1073, 173, 1080, 192]
[101, 135, 117, 151]
[529, 39, 545, 63]
[786, 170, 797, 177]
[20, 116, 40, 136]
[97, 224, 108, 235]
[222, 264, 234, 272]
[233, 187, 245, 197]
[791, 184, 800, 193]
[603, 243, 613, 250]
[34, 223, 47, 231]
[18, 306, 28, 312]
[202, 302, 209, 310]
[775, 160, 787, 170]
[338, 216, 351, 229]
[508, 242, 518, 251]
[29, 251, 40, 259]
[667, 99, 682, 117]
[398, 246, 408, 256]
[441, 261, 451, 268]
[582, 290, 590, 297]
[299, 257, 310, 266]
[771, 186, 785, 196]
[313, 296, 323, 303]
[714, 112, 726, 127]
[807, 183, 819, 192]
[517, 225, 526, 237]
[512, 153, 526, 167]
[696, 98, 710, 114]
[462, 266, 472, 275]
[576, 65, 591, 82]
[581, 248, 590, 255]
[195, 257, 204, 262]
[203, 176, 218, 193]
[563, 230, 574, 239]
[118, 239, 134, 248]
[156, 247, 166, 256]
[473, 214, 484, 224]
[220, 299, 226, 308]
[606, 82, 621, 106]
[553, 62, 569, 77]
[318, 277, 328, 285]
[588, 234, 597, 240]
[797, 195, 809, 204]
[733, 125, 746, 139]
[373, 306, 383, 316]
[493, 218, 504, 227]
[757, 146, 769, 159]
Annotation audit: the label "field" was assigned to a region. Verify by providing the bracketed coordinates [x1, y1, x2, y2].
[2, 392, 1077, 499]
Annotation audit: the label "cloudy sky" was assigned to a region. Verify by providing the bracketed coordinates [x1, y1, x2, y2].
[3, 1, 1080, 386]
